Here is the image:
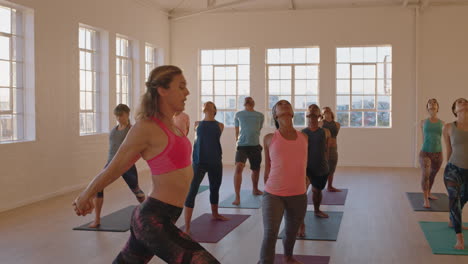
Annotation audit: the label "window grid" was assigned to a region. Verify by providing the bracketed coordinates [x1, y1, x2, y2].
[116, 36, 132, 107]
[79, 26, 100, 135]
[199, 49, 250, 126]
[145, 44, 157, 80]
[266, 48, 320, 127]
[336, 46, 392, 128]
[0, 5, 24, 142]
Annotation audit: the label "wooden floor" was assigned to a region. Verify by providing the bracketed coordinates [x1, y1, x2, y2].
[1, 166, 467, 264]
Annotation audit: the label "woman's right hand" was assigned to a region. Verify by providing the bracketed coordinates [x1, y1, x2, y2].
[72, 193, 94, 216]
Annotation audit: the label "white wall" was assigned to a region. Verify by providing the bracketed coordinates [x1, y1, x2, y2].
[171, 7, 417, 168]
[0, 0, 170, 212]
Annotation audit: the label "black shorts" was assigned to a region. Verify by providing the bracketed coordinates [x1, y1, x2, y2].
[235, 145, 262, 171]
[307, 171, 328, 191]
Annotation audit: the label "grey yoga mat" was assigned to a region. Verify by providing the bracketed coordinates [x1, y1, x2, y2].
[73, 205, 136, 232]
[406, 192, 449, 212]
[279, 211, 343, 241]
[219, 190, 263, 209]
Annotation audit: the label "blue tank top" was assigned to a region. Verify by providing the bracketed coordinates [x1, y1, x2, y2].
[193, 121, 222, 164]
[421, 119, 443, 153]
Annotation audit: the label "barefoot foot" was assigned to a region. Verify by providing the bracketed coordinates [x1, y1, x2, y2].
[327, 187, 341, 192]
[423, 199, 431, 208]
[454, 240, 465, 250]
[314, 211, 329, 218]
[212, 214, 229, 221]
[253, 189, 264, 196]
[88, 221, 100, 228]
[283, 256, 303, 264]
[232, 198, 240, 206]
[428, 194, 439, 200]
[297, 223, 305, 237]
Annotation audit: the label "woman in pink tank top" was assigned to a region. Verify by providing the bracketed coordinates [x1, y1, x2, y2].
[72, 66, 219, 263]
[259, 100, 308, 264]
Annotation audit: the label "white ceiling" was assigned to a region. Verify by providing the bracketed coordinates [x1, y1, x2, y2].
[146, 0, 468, 18]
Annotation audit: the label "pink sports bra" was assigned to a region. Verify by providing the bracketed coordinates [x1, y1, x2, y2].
[146, 117, 192, 175]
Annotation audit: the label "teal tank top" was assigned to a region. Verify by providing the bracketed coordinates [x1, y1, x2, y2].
[421, 119, 443, 153]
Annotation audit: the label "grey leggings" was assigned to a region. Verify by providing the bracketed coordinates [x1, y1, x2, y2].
[260, 192, 307, 264]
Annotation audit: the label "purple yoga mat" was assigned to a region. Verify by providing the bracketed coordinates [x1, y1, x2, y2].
[308, 189, 348, 205]
[274, 254, 330, 264]
[181, 213, 250, 243]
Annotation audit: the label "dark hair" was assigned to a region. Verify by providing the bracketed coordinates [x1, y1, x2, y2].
[114, 104, 130, 116]
[426, 98, 439, 112]
[272, 100, 292, 129]
[452, 98, 467, 117]
[203, 101, 217, 116]
[137, 65, 183, 120]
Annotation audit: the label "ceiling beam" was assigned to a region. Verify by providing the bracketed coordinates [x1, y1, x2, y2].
[170, 0, 254, 20]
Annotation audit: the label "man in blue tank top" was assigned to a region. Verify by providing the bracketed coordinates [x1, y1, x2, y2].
[232, 97, 264, 205]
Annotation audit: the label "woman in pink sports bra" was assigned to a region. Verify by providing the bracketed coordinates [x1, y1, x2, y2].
[259, 100, 308, 264]
[72, 66, 220, 264]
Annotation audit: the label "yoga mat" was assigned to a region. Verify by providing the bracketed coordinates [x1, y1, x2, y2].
[406, 192, 449, 212]
[219, 190, 262, 209]
[198, 185, 209, 194]
[73, 205, 136, 232]
[308, 189, 348, 205]
[279, 211, 343, 241]
[181, 213, 250, 243]
[419, 221, 468, 255]
[274, 254, 330, 264]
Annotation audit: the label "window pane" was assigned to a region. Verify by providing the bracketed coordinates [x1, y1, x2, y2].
[306, 48, 320, 63]
[238, 65, 249, 80]
[280, 48, 293, 64]
[238, 80, 249, 95]
[293, 48, 306, 64]
[214, 96, 225, 109]
[0, 7, 11, 34]
[79, 112, 86, 133]
[213, 50, 225, 65]
[363, 80, 375, 95]
[225, 111, 235, 126]
[80, 91, 86, 110]
[214, 67, 226, 80]
[225, 49, 238, 64]
[350, 47, 364, 62]
[337, 96, 350, 111]
[295, 95, 306, 109]
[363, 96, 375, 109]
[116, 76, 121, 93]
[85, 52, 92, 71]
[293, 112, 305, 127]
[86, 71, 93, 91]
[269, 95, 279, 109]
[306, 96, 318, 107]
[201, 81, 212, 95]
[363, 47, 377, 63]
[79, 51, 86, 70]
[267, 49, 280, 64]
[280, 66, 291, 79]
[80, 70, 86, 91]
[225, 67, 236, 80]
[306, 80, 318, 95]
[225, 81, 236, 95]
[377, 79, 392, 95]
[363, 65, 376, 78]
[378, 111, 390, 127]
[0, 115, 13, 141]
[116, 38, 122, 56]
[85, 30, 92, 50]
[280, 80, 291, 95]
[269, 66, 280, 79]
[337, 64, 350, 79]
[337, 80, 350, 94]
[350, 111, 363, 127]
[226, 96, 236, 109]
[295, 66, 306, 79]
[337, 112, 349, 127]
[351, 80, 364, 94]
[0, 88, 10, 111]
[352, 95, 363, 109]
[12, 62, 22, 88]
[12, 88, 22, 112]
[215, 111, 225, 123]
[306, 65, 318, 79]
[201, 96, 213, 104]
[238, 49, 250, 64]
[378, 46, 392, 62]
[12, 36, 23, 62]
[122, 75, 128, 93]
[214, 81, 225, 95]
[364, 112, 376, 126]
[377, 96, 391, 110]
[337, 48, 350, 63]
[0, 60, 10, 86]
[201, 50, 213, 65]
[269, 80, 280, 94]
[201, 66, 213, 80]
[352, 65, 363, 79]
[295, 80, 306, 95]
[85, 92, 93, 110]
[238, 95, 247, 109]
[0, 36, 10, 60]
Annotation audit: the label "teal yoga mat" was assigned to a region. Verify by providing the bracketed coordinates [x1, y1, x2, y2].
[198, 185, 209, 194]
[419, 221, 468, 255]
[219, 190, 262, 209]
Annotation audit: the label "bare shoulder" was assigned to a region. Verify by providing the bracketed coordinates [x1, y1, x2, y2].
[264, 133, 274, 146]
[132, 119, 164, 138]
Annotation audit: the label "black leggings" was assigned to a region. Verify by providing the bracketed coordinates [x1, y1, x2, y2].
[185, 162, 223, 208]
[113, 197, 220, 264]
[97, 164, 142, 198]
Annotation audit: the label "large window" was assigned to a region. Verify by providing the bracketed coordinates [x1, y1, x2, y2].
[0, 4, 34, 143]
[336, 46, 392, 127]
[266, 48, 320, 127]
[145, 44, 158, 80]
[79, 26, 102, 135]
[116, 36, 132, 107]
[199, 48, 250, 126]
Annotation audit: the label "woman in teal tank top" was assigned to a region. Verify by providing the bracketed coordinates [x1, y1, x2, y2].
[419, 98, 444, 208]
